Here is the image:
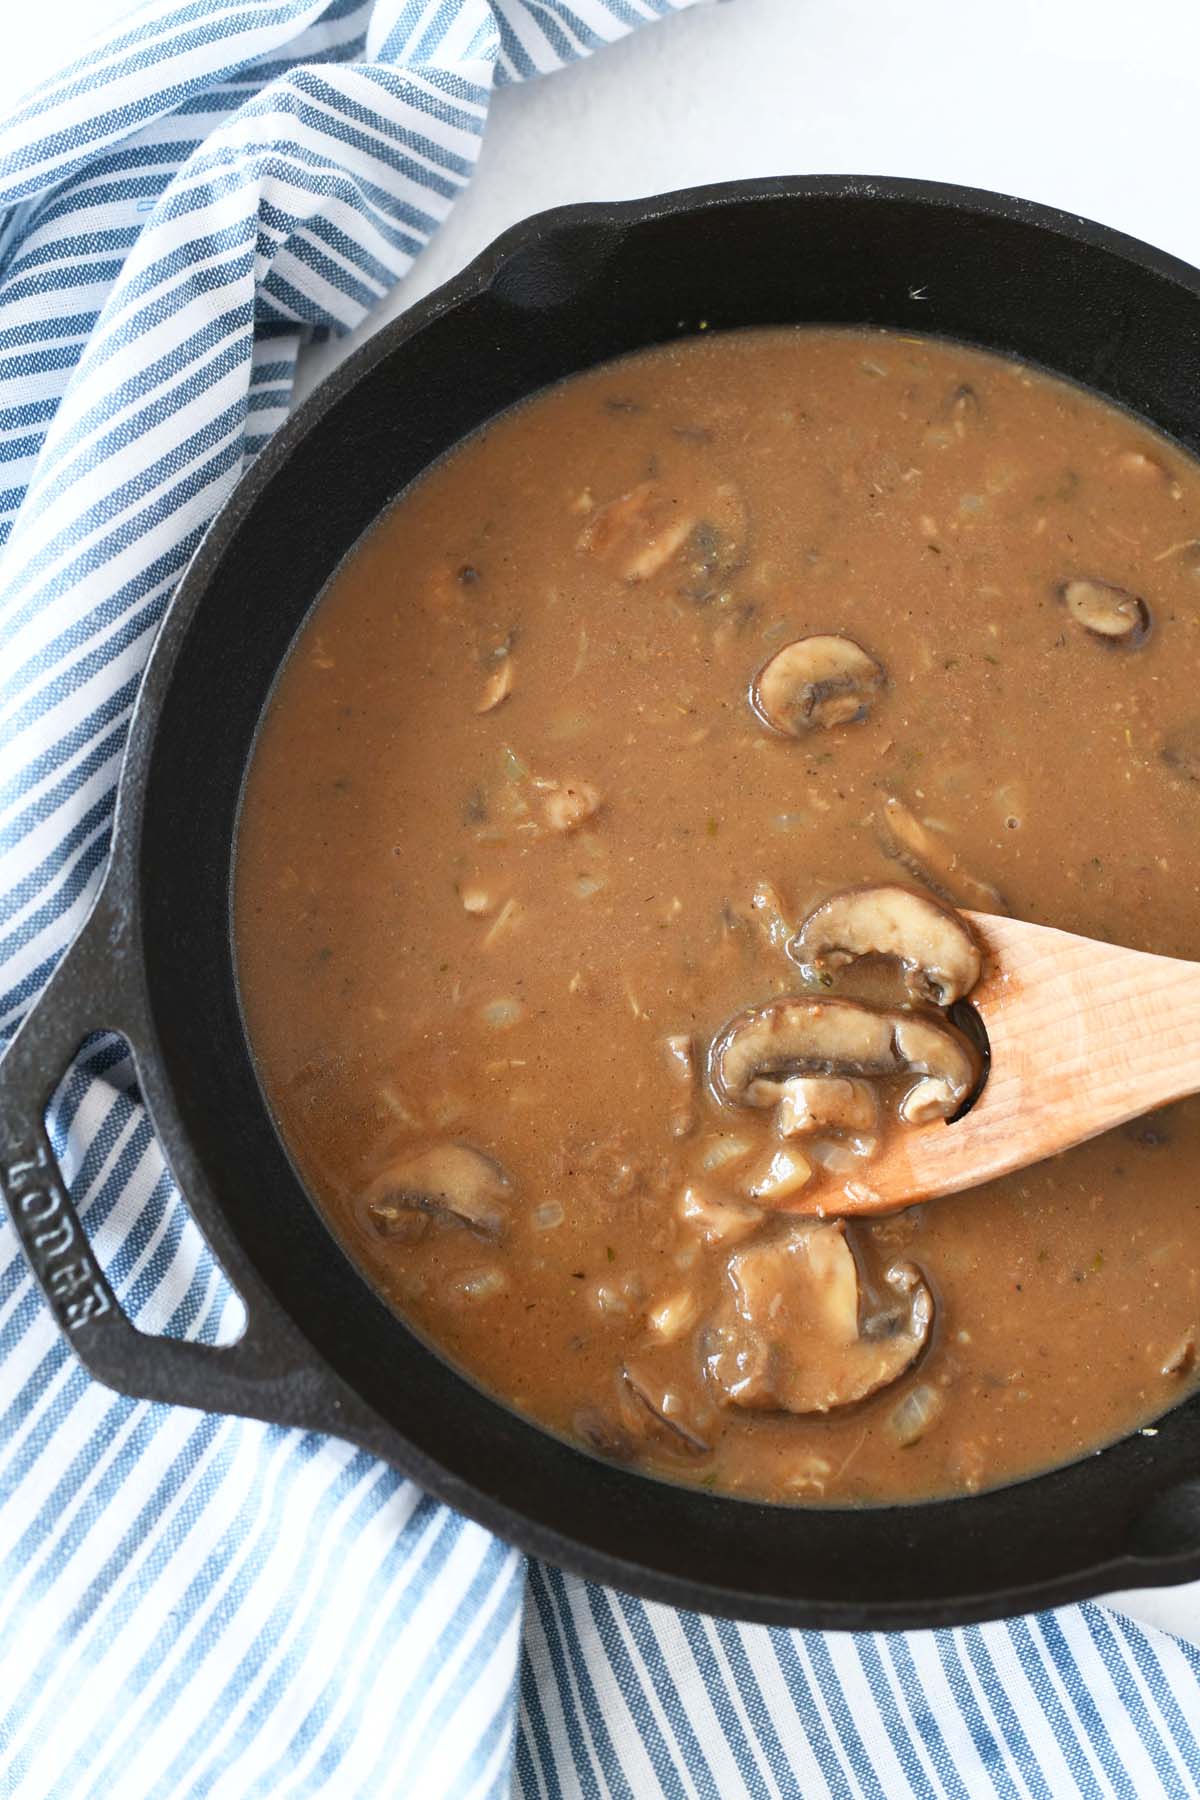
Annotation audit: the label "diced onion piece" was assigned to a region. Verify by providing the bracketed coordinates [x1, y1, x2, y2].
[647, 1290, 699, 1343]
[662, 1032, 696, 1139]
[543, 781, 602, 833]
[456, 1268, 506, 1302]
[807, 1138, 861, 1177]
[750, 879, 792, 950]
[592, 1283, 628, 1317]
[532, 1201, 565, 1232]
[678, 1184, 763, 1246]
[784, 1455, 833, 1496]
[697, 1133, 754, 1174]
[744, 1145, 813, 1202]
[481, 897, 525, 948]
[888, 1382, 944, 1446]
[807, 1133, 879, 1173]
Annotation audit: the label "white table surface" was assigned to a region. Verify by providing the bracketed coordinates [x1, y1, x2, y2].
[10, 0, 1200, 1641]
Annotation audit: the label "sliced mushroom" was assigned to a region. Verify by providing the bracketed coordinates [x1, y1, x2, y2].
[714, 997, 896, 1105]
[899, 1076, 962, 1125]
[879, 794, 1006, 914]
[711, 995, 980, 1121]
[705, 1221, 932, 1413]
[1058, 578, 1151, 647]
[752, 634, 885, 735]
[791, 882, 982, 1005]
[365, 1144, 512, 1241]
[577, 480, 697, 583]
[892, 1012, 981, 1121]
[364, 1203, 429, 1245]
[622, 1349, 714, 1454]
[573, 1407, 638, 1463]
[775, 1075, 878, 1139]
[662, 1033, 697, 1138]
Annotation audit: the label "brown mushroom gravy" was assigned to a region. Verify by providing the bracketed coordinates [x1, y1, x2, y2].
[235, 327, 1200, 1505]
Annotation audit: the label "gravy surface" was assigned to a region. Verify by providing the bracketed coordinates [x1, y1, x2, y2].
[236, 328, 1200, 1504]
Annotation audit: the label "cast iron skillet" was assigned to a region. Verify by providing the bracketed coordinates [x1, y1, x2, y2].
[4, 176, 1200, 1630]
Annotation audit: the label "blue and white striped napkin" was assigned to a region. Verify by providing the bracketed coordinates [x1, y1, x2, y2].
[3, 4, 1200, 1795]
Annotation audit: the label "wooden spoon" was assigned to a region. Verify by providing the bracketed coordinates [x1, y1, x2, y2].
[790, 911, 1200, 1215]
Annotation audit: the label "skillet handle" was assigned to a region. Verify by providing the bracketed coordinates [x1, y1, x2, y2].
[0, 887, 352, 1429]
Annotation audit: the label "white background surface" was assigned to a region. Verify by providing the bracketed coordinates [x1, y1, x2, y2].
[8, 0, 1200, 1640]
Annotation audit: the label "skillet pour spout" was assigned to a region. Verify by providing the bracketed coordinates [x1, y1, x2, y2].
[5, 176, 1200, 1627]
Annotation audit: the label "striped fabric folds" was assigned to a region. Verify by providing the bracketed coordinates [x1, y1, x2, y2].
[521, 1572, 1200, 1799]
[0, 4, 689, 1796]
[2, 4, 1200, 1798]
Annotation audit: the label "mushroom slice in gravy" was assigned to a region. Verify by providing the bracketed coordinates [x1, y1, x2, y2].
[892, 1014, 981, 1123]
[573, 1407, 638, 1463]
[879, 794, 1006, 914]
[622, 1348, 714, 1454]
[751, 634, 885, 734]
[714, 997, 897, 1106]
[365, 1144, 512, 1241]
[578, 477, 747, 593]
[712, 996, 980, 1122]
[705, 1221, 933, 1414]
[578, 481, 697, 583]
[1059, 578, 1151, 646]
[792, 882, 982, 1006]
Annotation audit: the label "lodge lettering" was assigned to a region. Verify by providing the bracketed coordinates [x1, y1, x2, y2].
[1, 1141, 112, 1331]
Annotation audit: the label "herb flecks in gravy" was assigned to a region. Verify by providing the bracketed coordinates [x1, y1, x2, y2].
[236, 327, 1200, 1505]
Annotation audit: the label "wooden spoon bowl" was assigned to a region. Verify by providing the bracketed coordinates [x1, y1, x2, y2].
[786, 911, 1200, 1215]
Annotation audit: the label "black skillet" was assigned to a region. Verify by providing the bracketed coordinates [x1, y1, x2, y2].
[4, 176, 1200, 1630]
